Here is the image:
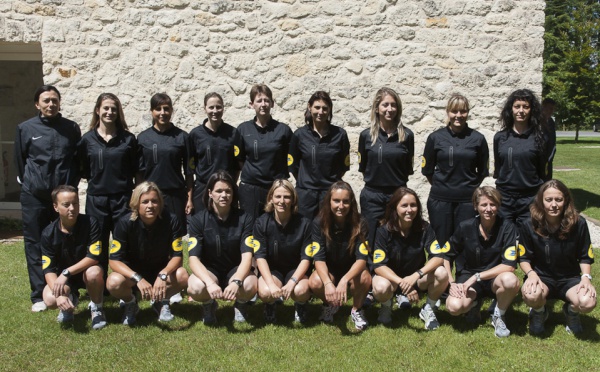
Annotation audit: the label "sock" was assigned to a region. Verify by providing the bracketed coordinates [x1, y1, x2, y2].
[426, 297, 437, 309]
[381, 299, 392, 307]
[494, 305, 506, 317]
[89, 301, 102, 310]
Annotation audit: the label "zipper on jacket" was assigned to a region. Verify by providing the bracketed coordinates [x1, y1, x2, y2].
[206, 147, 212, 165]
[311, 145, 316, 165]
[98, 149, 104, 170]
[216, 235, 222, 257]
[449, 146, 454, 167]
[378, 144, 383, 164]
[508, 147, 513, 169]
[253, 140, 259, 160]
[153, 144, 158, 164]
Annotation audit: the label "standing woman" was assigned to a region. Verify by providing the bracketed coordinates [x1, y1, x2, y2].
[308, 181, 371, 331]
[371, 188, 449, 329]
[422, 94, 489, 247]
[254, 180, 313, 323]
[237, 84, 293, 220]
[520, 180, 596, 336]
[494, 88, 549, 225]
[358, 87, 414, 245]
[137, 93, 193, 230]
[289, 91, 350, 219]
[188, 92, 241, 212]
[79, 93, 138, 269]
[187, 171, 257, 324]
[15, 85, 81, 312]
[444, 186, 520, 338]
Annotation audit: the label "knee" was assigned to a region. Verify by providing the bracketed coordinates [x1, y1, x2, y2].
[372, 277, 392, 298]
[445, 297, 462, 316]
[186, 274, 206, 296]
[434, 266, 449, 284]
[84, 265, 104, 283]
[359, 270, 372, 288]
[106, 273, 126, 292]
[577, 296, 597, 314]
[502, 273, 520, 292]
[174, 267, 189, 288]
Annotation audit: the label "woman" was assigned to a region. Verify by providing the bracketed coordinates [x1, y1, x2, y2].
[494, 88, 549, 225]
[444, 186, 520, 338]
[308, 181, 371, 331]
[79, 93, 137, 268]
[422, 94, 489, 247]
[358, 87, 414, 246]
[137, 93, 193, 230]
[520, 179, 596, 336]
[237, 84, 293, 220]
[289, 91, 350, 219]
[14, 85, 81, 312]
[107, 182, 189, 325]
[254, 180, 313, 323]
[187, 171, 257, 324]
[188, 92, 241, 212]
[371, 187, 448, 330]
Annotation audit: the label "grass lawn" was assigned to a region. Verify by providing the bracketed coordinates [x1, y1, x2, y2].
[554, 137, 600, 221]
[1, 241, 599, 371]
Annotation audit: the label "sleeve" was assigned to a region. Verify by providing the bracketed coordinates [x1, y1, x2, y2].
[578, 219, 594, 265]
[370, 226, 390, 270]
[70, 123, 82, 188]
[110, 218, 129, 262]
[288, 130, 300, 179]
[86, 217, 102, 260]
[421, 133, 436, 177]
[283, 125, 293, 175]
[13, 125, 26, 183]
[445, 225, 462, 261]
[341, 130, 351, 174]
[424, 225, 449, 259]
[186, 132, 197, 176]
[240, 213, 255, 254]
[187, 214, 204, 258]
[182, 132, 194, 176]
[492, 133, 501, 179]
[538, 141, 550, 182]
[235, 124, 246, 162]
[77, 137, 91, 180]
[170, 215, 185, 258]
[517, 224, 534, 264]
[477, 135, 490, 181]
[405, 130, 415, 176]
[354, 219, 369, 261]
[40, 226, 57, 275]
[252, 215, 268, 260]
[499, 222, 519, 268]
[299, 219, 314, 261]
[311, 219, 327, 262]
[358, 131, 367, 173]
[137, 136, 147, 174]
[232, 129, 242, 171]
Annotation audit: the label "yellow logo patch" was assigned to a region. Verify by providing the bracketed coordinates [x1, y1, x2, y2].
[287, 154, 293, 166]
[234, 145, 240, 157]
[357, 152, 361, 164]
[589, 244, 594, 259]
[245, 236, 260, 253]
[421, 156, 426, 168]
[172, 237, 183, 252]
[42, 255, 50, 270]
[188, 237, 198, 252]
[373, 249, 386, 264]
[188, 157, 196, 170]
[504, 246, 517, 261]
[110, 240, 121, 254]
[518, 244, 526, 257]
[344, 154, 350, 167]
[305, 242, 320, 257]
[359, 242, 369, 255]
[430, 241, 450, 254]
[89, 241, 101, 256]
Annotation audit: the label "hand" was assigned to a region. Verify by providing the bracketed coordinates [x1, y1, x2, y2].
[207, 282, 223, 300]
[324, 281, 337, 305]
[52, 274, 69, 298]
[523, 274, 542, 296]
[335, 279, 348, 305]
[576, 277, 596, 298]
[223, 282, 239, 301]
[268, 283, 282, 301]
[462, 276, 477, 293]
[281, 281, 296, 301]
[185, 200, 194, 215]
[406, 289, 420, 303]
[56, 295, 75, 312]
[398, 274, 418, 295]
[137, 279, 154, 301]
[152, 276, 168, 302]
[448, 282, 464, 298]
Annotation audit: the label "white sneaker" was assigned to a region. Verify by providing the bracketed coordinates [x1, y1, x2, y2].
[351, 308, 368, 331]
[31, 301, 47, 312]
[170, 292, 183, 305]
[419, 304, 440, 330]
[396, 294, 411, 309]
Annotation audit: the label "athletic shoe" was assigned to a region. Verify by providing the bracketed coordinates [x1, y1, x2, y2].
[202, 300, 218, 325]
[91, 307, 107, 330]
[169, 292, 183, 305]
[234, 301, 249, 323]
[318, 304, 339, 323]
[294, 302, 307, 324]
[419, 304, 440, 330]
[153, 301, 174, 322]
[396, 294, 411, 310]
[491, 314, 510, 338]
[563, 303, 583, 335]
[56, 310, 74, 323]
[528, 306, 548, 335]
[378, 300, 393, 325]
[363, 291, 375, 309]
[32, 301, 47, 312]
[122, 299, 140, 326]
[264, 303, 277, 323]
[465, 300, 483, 324]
[351, 308, 368, 331]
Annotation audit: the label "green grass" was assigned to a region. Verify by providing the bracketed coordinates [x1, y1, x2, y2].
[554, 137, 600, 221]
[1, 242, 599, 371]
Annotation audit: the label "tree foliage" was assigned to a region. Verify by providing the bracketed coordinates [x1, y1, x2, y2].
[543, 0, 600, 133]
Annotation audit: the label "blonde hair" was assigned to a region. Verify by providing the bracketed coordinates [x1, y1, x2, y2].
[129, 181, 164, 221]
[445, 94, 470, 126]
[264, 179, 298, 214]
[369, 87, 404, 145]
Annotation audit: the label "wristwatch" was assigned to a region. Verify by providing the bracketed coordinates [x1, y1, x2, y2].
[475, 273, 482, 282]
[582, 273, 593, 281]
[231, 279, 243, 287]
[417, 270, 425, 279]
[158, 273, 168, 281]
[61, 268, 71, 278]
[131, 272, 143, 283]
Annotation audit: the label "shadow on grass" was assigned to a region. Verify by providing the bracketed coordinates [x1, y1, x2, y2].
[571, 188, 600, 212]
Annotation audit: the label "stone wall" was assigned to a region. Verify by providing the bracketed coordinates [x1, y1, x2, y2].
[1, 0, 546, 215]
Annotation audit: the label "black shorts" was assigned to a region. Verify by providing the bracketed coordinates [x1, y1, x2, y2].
[457, 272, 495, 300]
[206, 266, 253, 289]
[263, 269, 296, 285]
[67, 273, 86, 293]
[537, 275, 581, 302]
[296, 187, 328, 220]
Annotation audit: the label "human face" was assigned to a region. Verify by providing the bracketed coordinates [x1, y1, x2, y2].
[250, 93, 273, 118]
[476, 195, 498, 224]
[396, 194, 418, 228]
[377, 94, 398, 127]
[151, 103, 173, 128]
[330, 189, 351, 222]
[447, 107, 468, 132]
[204, 97, 224, 126]
[512, 99, 531, 126]
[543, 187, 565, 223]
[271, 187, 293, 215]
[209, 181, 232, 210]
[96, 99, 118, 127]
[35, 91, 61, 118]
[310, 99, 330, 127]
[138, 190, 160, 223]
[53, 192, 79, 224]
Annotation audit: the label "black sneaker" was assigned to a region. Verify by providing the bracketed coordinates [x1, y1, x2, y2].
[563, 303, 583, 335]
[294, 302, 307, 324]
[264, 303, 277, 323]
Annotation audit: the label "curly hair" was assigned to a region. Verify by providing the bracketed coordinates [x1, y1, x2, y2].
[530, 179, 579, 240]
[499, 88, 546, 151]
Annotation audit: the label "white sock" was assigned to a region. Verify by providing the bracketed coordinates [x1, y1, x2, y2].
[494, 305, 506, 317]
[89, 301, 103, 310]
[426, 297, 437, 309]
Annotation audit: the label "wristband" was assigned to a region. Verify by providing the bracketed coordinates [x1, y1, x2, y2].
[324, 281, 334, 287]
[131, 272, 143, 283]
[582, 273, 593, 281]
[290, 277, 298, 284]
[417, 270, 425, 279]
[475, 272, 481, 282]
[525, 270, 534, 277]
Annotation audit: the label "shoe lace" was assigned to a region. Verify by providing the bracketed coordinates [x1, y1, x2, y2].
[494, 316, 507, 330]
